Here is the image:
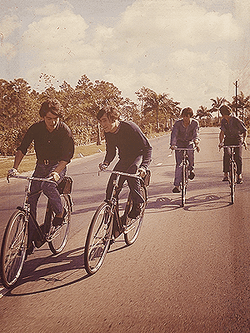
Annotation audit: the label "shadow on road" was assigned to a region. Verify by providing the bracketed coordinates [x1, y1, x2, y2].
[5, 247, 88, 297]
[147, 191, 232, 212]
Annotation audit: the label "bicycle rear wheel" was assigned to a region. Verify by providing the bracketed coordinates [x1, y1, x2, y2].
[48, 195, 71, 255]
[230, 162, 236, 204]
[1, 210, 28, 288]
[124, 185, 147, 246]
[84, 202, 113, 275]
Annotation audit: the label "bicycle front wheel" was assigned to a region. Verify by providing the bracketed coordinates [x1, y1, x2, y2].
[1, 210, 28, 288]
[181, 164, 187, 207]
[84, 202, 113, 275]
[48, 195, 71, 255]
[124, 185, 147, 246]
[230, 162, 236, 204]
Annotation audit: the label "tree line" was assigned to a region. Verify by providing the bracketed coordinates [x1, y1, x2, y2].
[1, 74, 250, 156]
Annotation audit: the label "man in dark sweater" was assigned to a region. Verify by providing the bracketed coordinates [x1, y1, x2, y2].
[8, 98, 74, 255]
[97, 106, 152, 219]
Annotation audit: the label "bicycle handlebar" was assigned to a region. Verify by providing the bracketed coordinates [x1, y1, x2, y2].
[7, 174, 56, 184]
[172, 147, 197, 151]
[99, 169, 142, 180]
[222, 145, 241, 148]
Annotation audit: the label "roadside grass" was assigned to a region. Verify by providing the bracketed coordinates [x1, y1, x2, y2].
[0, 143, 106, 179]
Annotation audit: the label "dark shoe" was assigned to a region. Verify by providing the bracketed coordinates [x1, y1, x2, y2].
[52, 208, 67, 227]
[25, 242, 35, 260]
[128, 203, 143, 219]
[172, 187, 180, 193]
[222, 176, 229, 181]
[188, 171, 195, 180]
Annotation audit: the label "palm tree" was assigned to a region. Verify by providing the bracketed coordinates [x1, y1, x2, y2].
[136, 87, 180, 132]
[195, 106, 213, 126]
[210, 97, 227, 123]
[229, 91, 250, 121]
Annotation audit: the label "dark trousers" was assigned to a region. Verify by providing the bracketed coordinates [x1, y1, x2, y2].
[28, 163, 66, 244]
[106, 156, 144, 205]
[223, 138, 242, 175]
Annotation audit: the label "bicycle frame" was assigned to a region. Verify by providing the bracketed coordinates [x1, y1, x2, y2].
[101, 170, 144, 234]
[222, 145, 240, 204]
[173, 148, 196, 207]
[8, 175, 57, 241]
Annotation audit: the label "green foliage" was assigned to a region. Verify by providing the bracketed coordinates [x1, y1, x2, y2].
[0, 74, 182, 156]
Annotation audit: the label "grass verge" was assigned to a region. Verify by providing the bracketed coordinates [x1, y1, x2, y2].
[0, 143, 106, 179]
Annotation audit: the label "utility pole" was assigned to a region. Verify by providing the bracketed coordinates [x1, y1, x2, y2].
[234, 80, 238, 117]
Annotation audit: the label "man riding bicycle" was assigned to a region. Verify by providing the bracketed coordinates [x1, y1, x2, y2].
[8, 98, 74, 256]
[218, 105, 247, 184]
[97, 106, 152, 219]
[170, 107, 200, 193]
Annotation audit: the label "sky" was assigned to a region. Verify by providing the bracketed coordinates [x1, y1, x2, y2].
[1, 0, 250, 111]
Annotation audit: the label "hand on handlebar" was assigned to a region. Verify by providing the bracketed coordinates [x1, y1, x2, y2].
[243, 141, 247, 149]
[218, 142, 224, 150]
[99, 162, 108, 171]
[48, 171, 60, 182]
[7, 168, 18, 178]
[195, 145, 200, 153]
[137, 167, 146, 178]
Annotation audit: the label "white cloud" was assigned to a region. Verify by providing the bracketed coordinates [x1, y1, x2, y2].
[0, 15, 21, 59]
[0, 15, 21, 39]
[12, 0, 245, 109]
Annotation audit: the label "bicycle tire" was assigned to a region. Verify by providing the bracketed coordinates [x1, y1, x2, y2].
[124, 185, 147, 246]
[181, 163, 187, 207]
[0, 210, 28, 288]
[230, 162, 236, 204]
[48, 194, 71, 255]
[84, 202, 113, 275]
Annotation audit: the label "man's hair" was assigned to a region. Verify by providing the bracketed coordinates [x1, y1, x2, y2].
[97, 106, 120, 122]
[181, 107, 193, 117]
[219, 105, 231, 116]
[39, 98, 64, 118]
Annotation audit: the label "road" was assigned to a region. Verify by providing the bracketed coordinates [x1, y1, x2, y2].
[1, 127, 250, 332]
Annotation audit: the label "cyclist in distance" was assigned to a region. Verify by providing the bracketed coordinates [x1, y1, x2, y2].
[7, 98, 74, 256]
[218, 105, 247, 184]
[170, 107, 200, 193]
[97, 105, 152, 219]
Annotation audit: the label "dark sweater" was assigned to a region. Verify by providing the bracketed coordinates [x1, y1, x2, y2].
[104, 121, 152, 169]
[18, 120, 74, 163]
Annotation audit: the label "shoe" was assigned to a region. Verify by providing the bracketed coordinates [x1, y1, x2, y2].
[52, 208, 67, 227]
[237, 176, 243, 184]
[188, 171, 195, 180]
[222, 176, 229, 181]
[172, 187, 180, 193]
[25, 242, 35, 260]
[128, 203, 143, 219]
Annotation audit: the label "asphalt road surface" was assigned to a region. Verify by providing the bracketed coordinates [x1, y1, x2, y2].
[1, 127, 250, 333]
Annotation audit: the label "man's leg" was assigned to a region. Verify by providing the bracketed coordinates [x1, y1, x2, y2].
[187, 148, 195, 180]
[42, 166, 66, 226]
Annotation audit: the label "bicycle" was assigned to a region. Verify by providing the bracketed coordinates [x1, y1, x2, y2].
[0, 174, 73, 288]
[84, 169, 150, 275]
[221, 145, 240, 204]
[173, 147, 196, 207]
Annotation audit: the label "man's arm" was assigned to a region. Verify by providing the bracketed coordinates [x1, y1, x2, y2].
[219, 130, 225, 147]
[13, 150, 25, 169]
[8, 150, 25, 176]
[242, 130, 248, 148]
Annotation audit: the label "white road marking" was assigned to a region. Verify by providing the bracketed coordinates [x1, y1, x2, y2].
[0, 286, 8, 298]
